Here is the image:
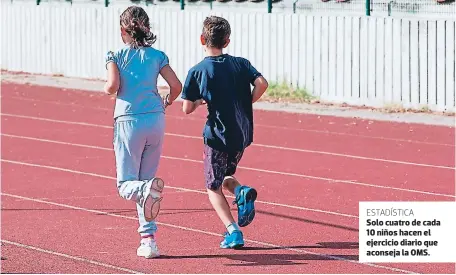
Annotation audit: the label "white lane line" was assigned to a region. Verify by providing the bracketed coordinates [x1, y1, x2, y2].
[1, 193, 418, 274]
[2, 133, 455, 199]
[1, 113, 113, 129]
[252, 143, 454, 170]
[2, 113, 453, 170]
[1, 158, 358, 218]
[34, 190, 206, 201]
[3, 96, 454, 147]
[1, 240, 143, 274]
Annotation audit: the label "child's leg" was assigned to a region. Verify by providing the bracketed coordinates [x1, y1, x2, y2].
[134, 114, 165, 259]
[222, 176, 241, 194]
[115, 119, 162, 221]
[137, 113, 165, 238]
[114, 120, 148, 203]
[207, 187, 235, 227]
[114, 115, 164, 259]
[203, 145, 244, 248]
[221, 150, 244, 194]
[204, 145, 236, 226]
[222, 151, 257, 228]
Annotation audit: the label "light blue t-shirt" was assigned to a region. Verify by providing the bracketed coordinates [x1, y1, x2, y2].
[105, 45, 169, 120]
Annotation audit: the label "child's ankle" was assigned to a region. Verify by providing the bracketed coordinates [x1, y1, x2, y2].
[142, 234, 155, 240]
[226, 222, 240, 234]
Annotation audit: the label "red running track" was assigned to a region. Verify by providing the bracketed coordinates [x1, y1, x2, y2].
[1, 82, 455, 274]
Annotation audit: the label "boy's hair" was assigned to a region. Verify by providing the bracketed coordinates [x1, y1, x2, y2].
[120, 6, 157, 48]
[202, 16, 231, 49]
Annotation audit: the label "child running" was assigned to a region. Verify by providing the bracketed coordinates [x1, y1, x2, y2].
[104, 6, 182, 258]
[181, 16, 269, 248]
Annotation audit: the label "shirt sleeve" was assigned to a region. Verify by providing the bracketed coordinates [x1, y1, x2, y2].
[245, 59, 262, 85]
[159, 51, 169, 71]
[105, 51, 117, 70]
[181, 71, 202, 102]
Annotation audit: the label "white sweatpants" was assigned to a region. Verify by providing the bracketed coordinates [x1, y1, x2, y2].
[113, 112, 165, 237]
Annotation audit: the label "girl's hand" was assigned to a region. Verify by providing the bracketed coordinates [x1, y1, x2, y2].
[163, 94, 173, 108]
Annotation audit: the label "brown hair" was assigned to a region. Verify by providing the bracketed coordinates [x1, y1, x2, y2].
[120, 6, 157, 48]
[202, 16, 231, 49]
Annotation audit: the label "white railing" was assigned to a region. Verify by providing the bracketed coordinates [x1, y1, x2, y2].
[1, 3, 455, 112]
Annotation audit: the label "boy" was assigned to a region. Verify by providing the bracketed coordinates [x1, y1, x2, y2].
[181, 16, 269, 248]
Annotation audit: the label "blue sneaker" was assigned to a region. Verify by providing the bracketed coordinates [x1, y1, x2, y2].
[233, 186, 257, 227]
[220, 231, 244, 249]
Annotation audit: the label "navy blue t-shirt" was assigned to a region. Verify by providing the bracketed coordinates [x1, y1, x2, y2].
[181, 54, 262, 153]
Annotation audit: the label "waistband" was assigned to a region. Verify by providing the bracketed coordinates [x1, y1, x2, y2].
[115, 111, 164, 122]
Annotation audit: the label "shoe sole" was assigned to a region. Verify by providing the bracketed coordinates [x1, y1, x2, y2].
[220, 242, 245, 249]
[143, 178, 164, 222]
[231, 243, 244, 249]
[137, 252, 160, 259]
[239, 188, 257, 227]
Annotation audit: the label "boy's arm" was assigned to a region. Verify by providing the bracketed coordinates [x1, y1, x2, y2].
[183, 99, 206, 114]
[181, 71, 204, 114]
[245, 59, 268, 103]
[252, 76, 268, 103]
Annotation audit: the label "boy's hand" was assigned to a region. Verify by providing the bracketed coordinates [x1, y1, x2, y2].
[182, 99, 205, 114]
[196, 99, 206, 106]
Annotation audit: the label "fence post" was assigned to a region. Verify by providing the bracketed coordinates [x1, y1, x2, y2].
[365, 0, 371, 15]
[267, 0, 272, 13]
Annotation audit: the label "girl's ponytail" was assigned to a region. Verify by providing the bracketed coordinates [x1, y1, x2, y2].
[120, 6, 157, 48]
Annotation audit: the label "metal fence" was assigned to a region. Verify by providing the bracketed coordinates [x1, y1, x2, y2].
[285, 0, 455, 18]
[370, 0, 455, 17]
[3, 0, 455, 18]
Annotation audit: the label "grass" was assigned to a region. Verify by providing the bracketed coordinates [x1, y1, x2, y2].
[261, 82, 315, 103]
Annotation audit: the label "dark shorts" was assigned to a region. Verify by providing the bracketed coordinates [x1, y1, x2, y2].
[203, 144, 244, 190]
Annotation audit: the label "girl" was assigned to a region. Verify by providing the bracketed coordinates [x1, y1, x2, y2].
[104, 6, 182, 258]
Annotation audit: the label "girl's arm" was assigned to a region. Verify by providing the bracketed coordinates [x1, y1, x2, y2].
[104, 62, 120, 95]
[160, 65, 182, 106]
